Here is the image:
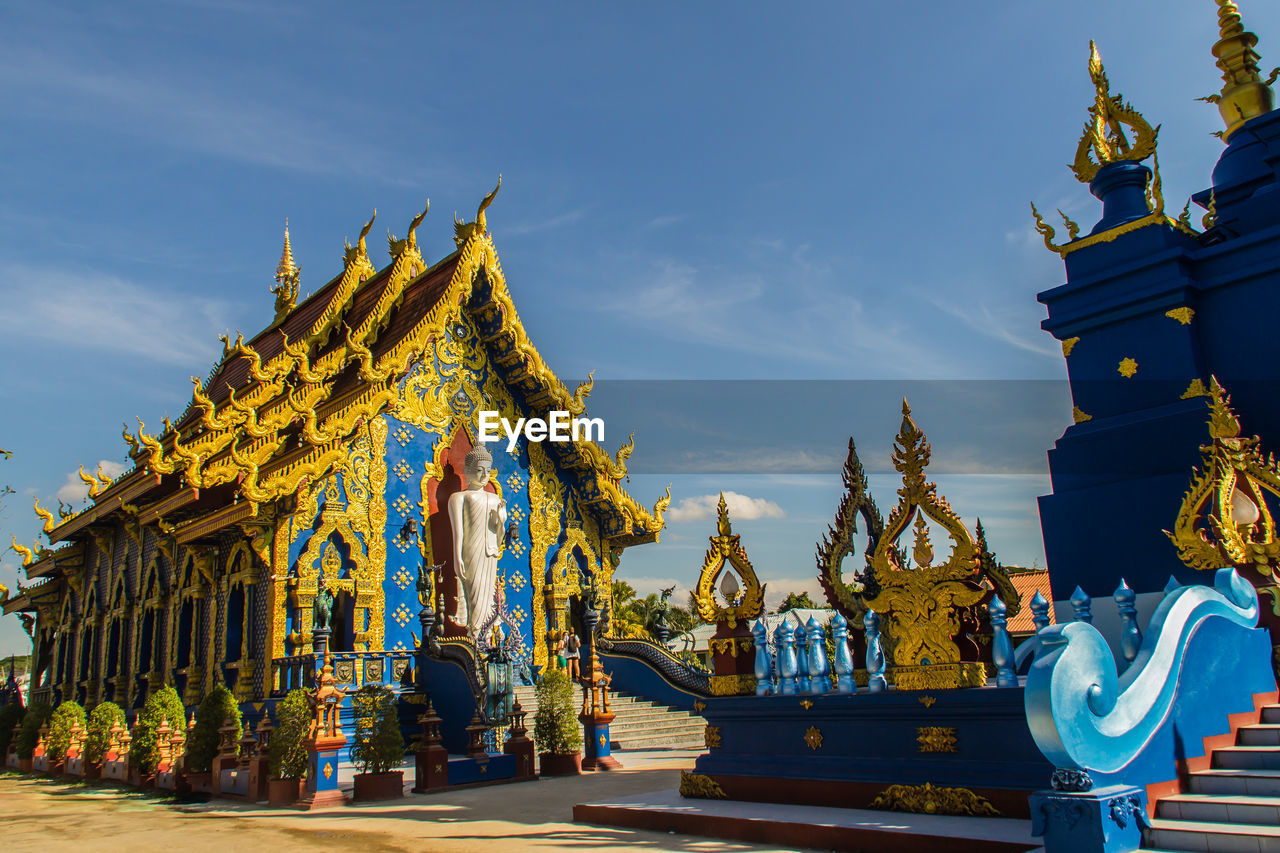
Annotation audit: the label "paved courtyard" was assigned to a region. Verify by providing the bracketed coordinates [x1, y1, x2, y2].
[0, 750, 794, 853]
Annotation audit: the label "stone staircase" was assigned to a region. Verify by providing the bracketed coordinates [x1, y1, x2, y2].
[1142, 701, 1280, 852]
[512, 683, 705, 751]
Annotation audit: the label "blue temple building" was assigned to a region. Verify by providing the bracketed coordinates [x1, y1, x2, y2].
[2, 185, 669, 720]
[1036, 7, 1280, 604]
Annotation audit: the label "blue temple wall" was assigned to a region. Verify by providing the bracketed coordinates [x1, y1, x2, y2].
[1039, 109, 1280, 599]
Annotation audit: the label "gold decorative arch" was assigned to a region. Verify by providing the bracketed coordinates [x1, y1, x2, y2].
[1167, 377, 1280, 583]
[1070, 41, 1159, 184]
[816, 439, 883, 622]
[864, 401, 986, 690]
[693, 494, 765, 628]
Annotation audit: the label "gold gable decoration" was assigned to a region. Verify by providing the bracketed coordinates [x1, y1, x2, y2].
[1166, 377, 1280, 583]
[864, 401, 987, 690]
[1071, 41, 1159, 184]
[693, 494, 765, 628]
[271, 220, 300, 323]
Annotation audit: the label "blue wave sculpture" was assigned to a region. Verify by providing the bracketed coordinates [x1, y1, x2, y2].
[1025, 567, 1259, 775]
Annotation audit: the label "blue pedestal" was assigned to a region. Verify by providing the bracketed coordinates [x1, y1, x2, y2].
[1030, 784, 1149, 853]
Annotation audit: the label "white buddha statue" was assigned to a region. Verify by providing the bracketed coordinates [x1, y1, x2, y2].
[448, 444, 507, 636]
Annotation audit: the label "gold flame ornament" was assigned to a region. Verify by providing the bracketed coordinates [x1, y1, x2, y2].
[271, 219, 301, 322]
[1203, 0, 1278, 140]
[864, 401, 987, 690]
[816, 438, 884, 622]
[1166, 378, 1280, 582]
[1071, 41, 1159, 184]
[693, 493, 765, 628]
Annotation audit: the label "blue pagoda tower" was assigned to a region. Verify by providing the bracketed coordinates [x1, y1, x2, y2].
[1037, 4, 1280, 600]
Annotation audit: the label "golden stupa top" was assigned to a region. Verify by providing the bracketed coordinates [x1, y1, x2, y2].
[1071, 41, 1159, 183]
[1206, 0, 1278, 139]
[275, 219, 299, 284]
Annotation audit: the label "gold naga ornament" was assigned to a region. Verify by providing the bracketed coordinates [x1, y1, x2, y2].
[693, 494, 766, 628]
[863, 401, 988, 691]
[1166, 377, 1280, 586]
[271, 219, 301, 323]
[816, 438, 884, 624]
[1071, 40, 1159, 184]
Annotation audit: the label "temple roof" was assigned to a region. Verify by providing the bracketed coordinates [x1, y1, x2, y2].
[22, 187, 667, 590]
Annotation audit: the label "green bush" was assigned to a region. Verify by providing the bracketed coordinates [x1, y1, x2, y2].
[132, 686, 186, 772]
[84, 701, 126, 765]
[187, 684, 241, 773]
[350, 685, 403, 775]
[533, 667, 581, 755]
[268, 689, 311, 780]
[47, 700, 87, 761]
[16, 702, 51, 759]
[0, 701, 25, 756]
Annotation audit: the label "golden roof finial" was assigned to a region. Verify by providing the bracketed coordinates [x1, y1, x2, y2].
[1204, 0, 1278, 139]
[1071, 41, 1160, 183]
[716, 492, 731, 537]
[271, 219, 301, 321]
[275, 219, 299, 284]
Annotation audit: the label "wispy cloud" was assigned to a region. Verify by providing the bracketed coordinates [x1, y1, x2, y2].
[667, 490, 786, 523]
[55, 459, 127, 504]
[646, 214, 687, 229]
[0, 264, 228, 367]
[0, 48, 437, 186]
[503, 207, 589, 236]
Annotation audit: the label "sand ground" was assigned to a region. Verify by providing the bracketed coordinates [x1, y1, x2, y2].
[0, 752, 796, 853]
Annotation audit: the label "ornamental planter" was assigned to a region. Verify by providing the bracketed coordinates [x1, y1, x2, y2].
[83, 763, 102, 780]
[19, 758, 32, 773]
[353, 771, 404, 802]
[268, 778, 306, 807]
[538, 751, 582, 777]
[187, 771, 213, 794]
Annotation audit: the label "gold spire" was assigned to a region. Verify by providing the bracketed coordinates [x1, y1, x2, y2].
[275, 219, 299, 284]
[271, 219, 300, 321]
[1071, 41, 1159, 183]
[1206, 0, 1278, 139]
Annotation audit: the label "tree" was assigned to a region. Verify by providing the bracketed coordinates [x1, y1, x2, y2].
[777, 591, 819, 613]
[350, 685, 404, 775]
[268, 689, 311, 781]
[84, 701, 126, 766]
[47, 699, 86, 761]
[187, 684, 241, 773]
[132, 686, 186, 772]
[533, 667, 581, 755]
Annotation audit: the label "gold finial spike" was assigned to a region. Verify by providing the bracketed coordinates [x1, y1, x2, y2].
[1071, 41, 1159, 183]
[1207, 376, 1242, 438]
[275, 219, 299, 284]
[1208, 0, 1278, 139]
[716, 492, 731, 537]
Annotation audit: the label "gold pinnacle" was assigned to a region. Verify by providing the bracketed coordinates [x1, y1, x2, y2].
[275, 219, 299, 284]
[1210, 0, 1278, 139]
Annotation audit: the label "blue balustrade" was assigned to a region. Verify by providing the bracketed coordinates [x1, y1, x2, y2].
[1113, 579, 1141, 668]
[1069, 586, 1093, 623]
[1015, 591, 1053, 674]
[988, 596, 1016, 688]
[794, 622, 811, 694]
[752, 620, 772, 696]
[775, 621, 798, 695]
[864, 610, 886, 693]
[806, 616, 830, 695]
[830, 612, 856, 694]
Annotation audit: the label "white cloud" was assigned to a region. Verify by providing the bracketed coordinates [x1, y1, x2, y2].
[55, 459, 127, 504]
[666, 490, 785, 523]
[0, 264, 228, 367]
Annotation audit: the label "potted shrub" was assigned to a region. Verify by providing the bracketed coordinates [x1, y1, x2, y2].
[267, 689, 310, 806]
[83, 701, 126, 780]
[350, 684, 404, 801]
[47, 699, 87, 774]
[187, 683, 241, 792]
[534, 667, 582, 775]
[132, 686, 187, 781]
[16, 702, 52, 772]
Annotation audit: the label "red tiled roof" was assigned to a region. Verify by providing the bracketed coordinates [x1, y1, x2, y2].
[1007, 569, 1055, 634]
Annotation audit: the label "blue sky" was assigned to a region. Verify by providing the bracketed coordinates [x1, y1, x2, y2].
[3, 0, 1276, 654]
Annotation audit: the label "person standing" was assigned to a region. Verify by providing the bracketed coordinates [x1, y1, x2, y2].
[564, 629, 581, 681]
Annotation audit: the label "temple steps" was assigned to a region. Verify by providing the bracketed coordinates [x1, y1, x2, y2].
[1139, 706, 1280, 851]
[512, 684, 705, 750]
